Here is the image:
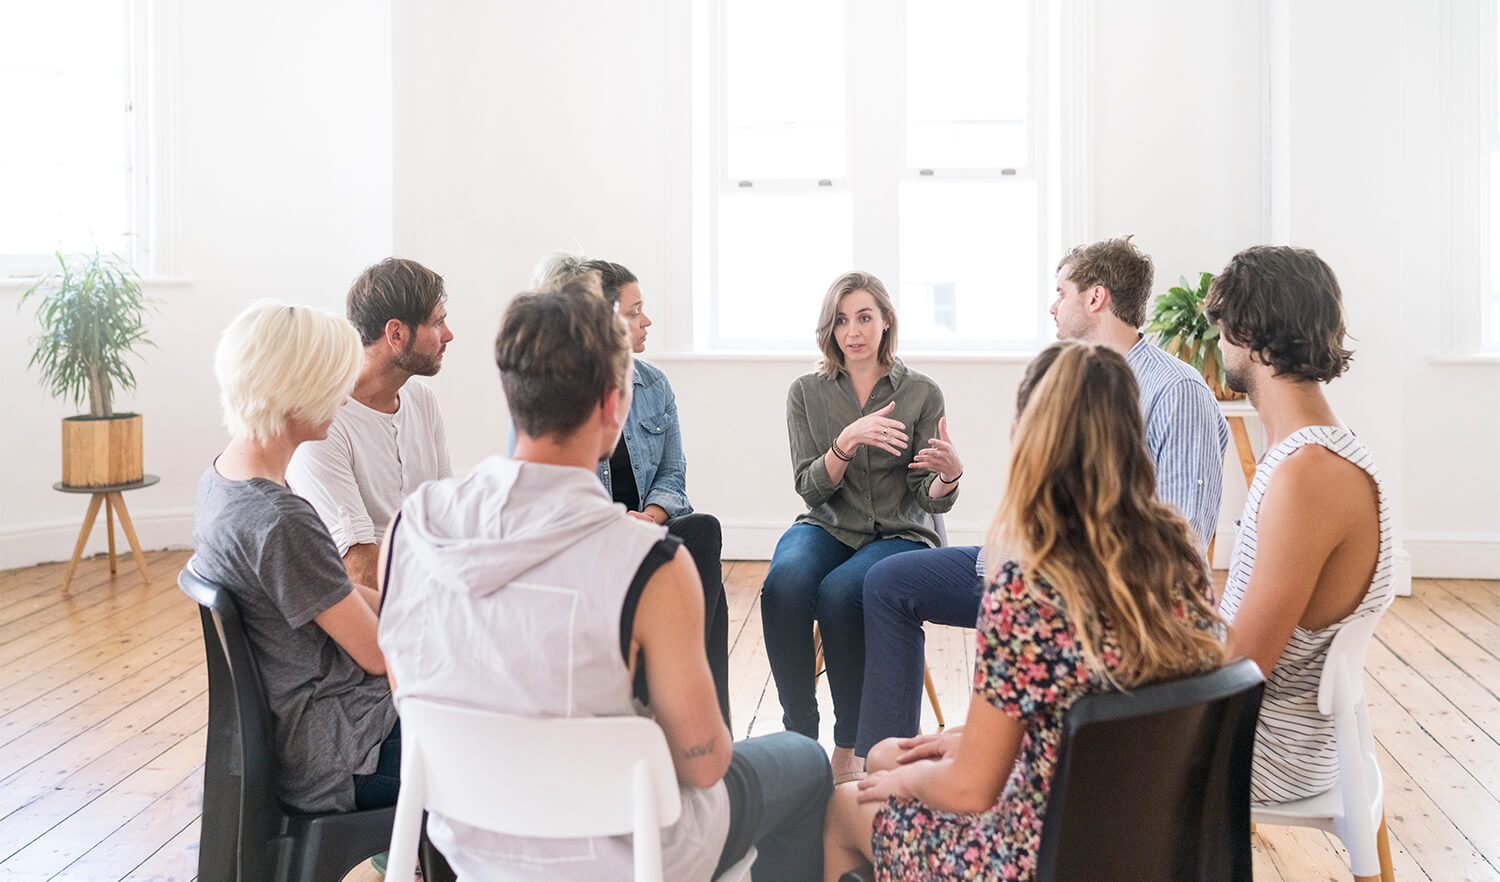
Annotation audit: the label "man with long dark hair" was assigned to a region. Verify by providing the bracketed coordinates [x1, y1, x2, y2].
[1205, 245, 1393, 804]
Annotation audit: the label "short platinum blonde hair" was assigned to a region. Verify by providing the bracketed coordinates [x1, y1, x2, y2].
[531, 251, 602, 297]
[214, 300, 362, 443]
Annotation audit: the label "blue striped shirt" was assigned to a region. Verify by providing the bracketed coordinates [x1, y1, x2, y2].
[978, 338, 1228, 578]
[1125, 336, 1230, 546]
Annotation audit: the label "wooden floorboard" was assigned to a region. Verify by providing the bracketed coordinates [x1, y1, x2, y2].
[0, 549, 1496, 880]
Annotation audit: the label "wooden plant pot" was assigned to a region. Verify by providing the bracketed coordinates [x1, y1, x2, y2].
[1170, 337, 1244, 402]
[61, 414, 144, 488]
[1199, 346, 1244, 402]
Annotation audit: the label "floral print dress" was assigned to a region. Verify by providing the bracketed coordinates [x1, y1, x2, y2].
[870, 560, 1214, 882]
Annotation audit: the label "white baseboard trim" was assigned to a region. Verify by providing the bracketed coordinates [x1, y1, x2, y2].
[725, 523, 1429, 598]
[4, 514, 1487, 586]
[0, 508, 195, 571]
[1393, 549, 1413, 597]
[1404, 532, 1500, 580]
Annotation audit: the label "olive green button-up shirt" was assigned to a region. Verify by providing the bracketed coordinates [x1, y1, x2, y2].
[785, 358, 957, 550]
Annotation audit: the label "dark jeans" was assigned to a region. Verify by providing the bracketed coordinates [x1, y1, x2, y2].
[716, 731, 834, 882]
[353, 719, 402, 809]
[760, 523, 926, 749]
[667, 512, 731, 727]
[854, 545, 984, 756]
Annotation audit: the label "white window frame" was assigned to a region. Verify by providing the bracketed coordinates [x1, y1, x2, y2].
[1481, 0, 1500, 351]
[689, 0, 1082, 353]
[1441, 0, 1500, 355]
[0, 0, 167, 278]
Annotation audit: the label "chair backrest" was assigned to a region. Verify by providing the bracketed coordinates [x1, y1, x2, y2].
[1034, 658, 1265, 882]
[179, 562, 284, 881]
[1317, 609, 1384, 715]
[1320, 609, 1389, 853]
[932, 512, 948, 547]
[394, 698, 683, 880]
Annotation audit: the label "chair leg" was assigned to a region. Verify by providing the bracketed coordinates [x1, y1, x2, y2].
[1376, 811, 1395, 882]
[813, 623, 825, 679]
[923, 664, 945, 730]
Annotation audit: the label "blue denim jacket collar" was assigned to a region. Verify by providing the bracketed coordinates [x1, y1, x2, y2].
[597, 358, 693, 518]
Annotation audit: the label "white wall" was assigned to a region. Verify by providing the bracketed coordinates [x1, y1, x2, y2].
[2, 0, 1496, 579]
[0, 1, 394, 568]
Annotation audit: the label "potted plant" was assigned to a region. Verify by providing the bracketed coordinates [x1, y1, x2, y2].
[1147, 271, 1242, 402]
[20, 247, 156, 487]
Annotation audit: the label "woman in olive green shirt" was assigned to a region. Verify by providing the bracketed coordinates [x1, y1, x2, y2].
[761, 271, 964, 782]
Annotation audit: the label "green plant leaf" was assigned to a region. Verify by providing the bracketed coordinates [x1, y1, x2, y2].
[18, 246, 156, 417]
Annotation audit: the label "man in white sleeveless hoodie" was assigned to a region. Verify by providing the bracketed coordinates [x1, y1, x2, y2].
[1204, 246, 1394, 806]
[377, 283, 831, 881]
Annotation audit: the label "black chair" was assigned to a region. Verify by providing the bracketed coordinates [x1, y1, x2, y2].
[1035, 657, 1264, 881]
[180, 562, 397, 882]
[840, 658, 1264, 882]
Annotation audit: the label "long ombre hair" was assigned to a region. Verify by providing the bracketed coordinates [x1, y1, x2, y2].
[986, 343, 1226, 687]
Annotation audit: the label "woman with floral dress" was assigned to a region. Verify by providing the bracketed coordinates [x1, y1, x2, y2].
[822, 341, 1228, 882]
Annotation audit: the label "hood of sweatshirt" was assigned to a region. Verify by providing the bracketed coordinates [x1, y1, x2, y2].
[396, 455, 627, 596]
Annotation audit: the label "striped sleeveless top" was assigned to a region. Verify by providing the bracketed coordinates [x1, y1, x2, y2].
[1218, 425, 1394, 804]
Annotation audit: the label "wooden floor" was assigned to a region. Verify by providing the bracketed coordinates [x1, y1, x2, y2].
[1, 550, 1498, 881]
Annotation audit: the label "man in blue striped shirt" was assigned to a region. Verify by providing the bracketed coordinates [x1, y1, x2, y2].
[854, 235, 1229, 761]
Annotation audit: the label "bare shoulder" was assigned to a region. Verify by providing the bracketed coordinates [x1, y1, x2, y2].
[1260, 443, 1377, 535]
[636, 546, 703, 630]
[1271, 443, 1372, 496]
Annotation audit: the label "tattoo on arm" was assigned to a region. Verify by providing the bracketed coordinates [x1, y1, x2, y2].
[682, 737, 718, 759]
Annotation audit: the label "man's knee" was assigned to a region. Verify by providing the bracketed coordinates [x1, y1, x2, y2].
[863, 553, 921, 611]
[772, 732, 835, 803]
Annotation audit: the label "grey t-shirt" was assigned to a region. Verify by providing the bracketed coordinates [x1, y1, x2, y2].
[192, 464, 397, 813]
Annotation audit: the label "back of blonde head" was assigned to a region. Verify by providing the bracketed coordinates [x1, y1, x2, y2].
[531, 252, 603, 298]
[215, 300, 362, 444]
[986, 343, 1225, 687]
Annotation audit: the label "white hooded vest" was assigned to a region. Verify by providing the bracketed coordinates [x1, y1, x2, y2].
[378, 455, 729, 881]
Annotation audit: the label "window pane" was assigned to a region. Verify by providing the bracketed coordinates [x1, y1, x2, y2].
[906, 0, 1029, 169]
[1490, 153, 1500, 345]
[716, 191, 853, 343]
[899, 181, 1040, 344]
[0, 0, 132, 258]
[725, 0, 845, 180]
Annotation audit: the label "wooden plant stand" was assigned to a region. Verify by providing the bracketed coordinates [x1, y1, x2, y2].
[52, 474, 160, 592]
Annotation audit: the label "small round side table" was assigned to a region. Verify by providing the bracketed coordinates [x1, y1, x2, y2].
[51, 474, 160, 592]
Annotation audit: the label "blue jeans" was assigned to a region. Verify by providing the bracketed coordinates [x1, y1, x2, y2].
[716, 732, 833, 882]
[760, 523, 926, 749]
[855, 545, 985, 756]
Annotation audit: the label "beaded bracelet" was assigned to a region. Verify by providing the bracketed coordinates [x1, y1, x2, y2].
[831, 440, 854, 462]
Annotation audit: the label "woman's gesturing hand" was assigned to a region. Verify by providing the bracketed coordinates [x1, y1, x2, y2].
[838, 401, 909, 457]
[910, 417, 963, 482]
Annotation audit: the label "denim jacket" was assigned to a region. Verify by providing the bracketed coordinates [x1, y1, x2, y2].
[598, 358, 693, 518]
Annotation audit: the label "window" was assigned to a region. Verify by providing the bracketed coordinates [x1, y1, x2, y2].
[700, 0, 1062, 350]
[0, 0, 146, 275]
[1487, 1, 1500, 348]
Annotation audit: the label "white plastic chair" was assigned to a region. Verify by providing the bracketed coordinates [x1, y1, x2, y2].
[385, 700, 756, 882]
[1251, 612, 1395, 882]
